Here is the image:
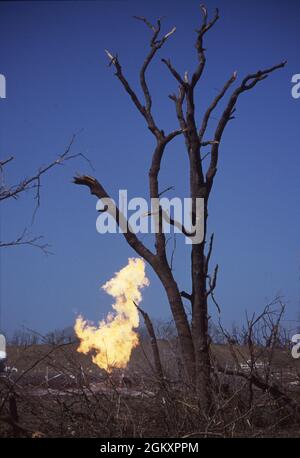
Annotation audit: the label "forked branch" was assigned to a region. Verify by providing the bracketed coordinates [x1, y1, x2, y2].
[105, 17, 176, 140]
[206, 61, 287, 190]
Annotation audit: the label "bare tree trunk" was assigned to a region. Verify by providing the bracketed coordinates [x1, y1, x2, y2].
[185, 80, 212, 407]
[191, 245, 211, 408]
[154, 261, 195, 382]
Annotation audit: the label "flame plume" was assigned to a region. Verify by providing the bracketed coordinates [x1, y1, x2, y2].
[74, 258, 149, 372]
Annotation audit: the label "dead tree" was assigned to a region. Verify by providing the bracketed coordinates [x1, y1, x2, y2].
[74, 5, 286, 411]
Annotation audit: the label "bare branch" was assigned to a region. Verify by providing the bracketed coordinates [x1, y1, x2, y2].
[209, 290, 221, 315]
[162, 58, 185, 86]
[0, 134, 90, 215]
[73, 175, 156, 265]
[180, 291, 192, 302]
[0, 136, 91, 253]
[163, 27, 176, 41]
[240, 61, 287, 89]
[148, 131, 188, 258]
[165, 211, 196, 238]
[0, 229, 51, 254]
[206, 264, 219, 299]
[106, 18, 176, 140]
[206, 61, 287, 190]
[104, 51, 146, 115]
[200, 140, 219, 147]
[169, 86, 187, 134]
[204, 233, 214, 274]
[104, 49, 116, 65]
[133, 300, 165, 383]
[170, 233, 176, 271]
[0, 156, 14, 169]
[198, 72, 237, 141]
[133, 16, 156, 32]
[191, 7, 220, 88]
[158, 185, 174, 198]
[200, 151, 211, 162]
[143, 206, 196, 238]
[165, 127, 187, 142]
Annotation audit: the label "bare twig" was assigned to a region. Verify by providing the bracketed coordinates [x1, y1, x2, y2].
[0, 229, 51, 254]
[0, 134, 93, 221]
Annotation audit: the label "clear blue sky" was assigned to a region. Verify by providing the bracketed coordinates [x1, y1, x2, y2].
[0, 0, 299, 337]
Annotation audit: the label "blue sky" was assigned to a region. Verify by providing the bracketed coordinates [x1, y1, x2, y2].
[0, 0, 299, 337]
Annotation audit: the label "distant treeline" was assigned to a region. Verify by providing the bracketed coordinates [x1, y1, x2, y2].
[5, 316, 300, 348]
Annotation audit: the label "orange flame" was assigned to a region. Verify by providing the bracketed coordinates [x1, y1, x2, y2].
[74, 258, 149, 372]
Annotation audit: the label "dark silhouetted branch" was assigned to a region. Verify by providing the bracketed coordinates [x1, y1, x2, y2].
[73, 175, 156, 265]
[198, 73, 237, 141]
[191, 6, 219, 88]
[133, 300, 164, 384]
[206, 61, 287, 191]
[180, 291, 192, 302]
[0, 229, 51, 254]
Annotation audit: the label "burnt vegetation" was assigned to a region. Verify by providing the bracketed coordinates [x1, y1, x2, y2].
[0, 299, 300, 438]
